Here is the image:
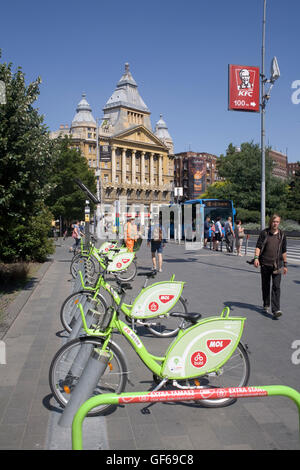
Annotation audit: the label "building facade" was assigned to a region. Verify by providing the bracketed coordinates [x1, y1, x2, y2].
[287, 161, 300, 178]
[50, 64, 174, 213]
[268, 149, 287, 180]
[174, 152, 219, 200]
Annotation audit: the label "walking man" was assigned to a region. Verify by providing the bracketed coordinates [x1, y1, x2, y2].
[254, 214, 288, 319]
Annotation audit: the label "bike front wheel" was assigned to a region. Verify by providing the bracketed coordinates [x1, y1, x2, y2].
[70, 254, 97, 279]
[146, 296, 188, 338]
[49, 337, 128, 416]
[178, 342, 250, 408]
[60, 291, 107, 333]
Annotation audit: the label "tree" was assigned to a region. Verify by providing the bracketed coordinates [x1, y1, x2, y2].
[0, 52, 54, 262]
[285, 164, 300, 223]
[45, 137, 97, 227]
[203, 142, 288, 221]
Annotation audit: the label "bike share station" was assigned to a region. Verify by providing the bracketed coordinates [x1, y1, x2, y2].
[49, 181, 300, 450]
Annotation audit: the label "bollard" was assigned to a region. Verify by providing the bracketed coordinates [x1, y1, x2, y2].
[59, 348, 110, 428]
[245, 234, 250, 256]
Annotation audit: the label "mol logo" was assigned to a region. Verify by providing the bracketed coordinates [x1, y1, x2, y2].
[122, 258, 130, 264]
[159, 295, 174, 304]
[207, 339, 231, 354]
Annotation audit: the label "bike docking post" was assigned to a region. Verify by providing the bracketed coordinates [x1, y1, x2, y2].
[58, 348, 111, 428]
[71, 385, 300, 450]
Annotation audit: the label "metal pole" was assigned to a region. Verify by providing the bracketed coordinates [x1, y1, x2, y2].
[96, 119, 101, 239]
[261, 0, 267, 230]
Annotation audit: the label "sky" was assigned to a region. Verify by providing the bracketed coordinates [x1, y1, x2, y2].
[1, 0, 300, 162]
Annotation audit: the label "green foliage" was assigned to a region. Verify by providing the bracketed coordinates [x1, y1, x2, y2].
[204, 142, 290, 223]
[45, 137, 96, 225]
[0, 52, 54, 262]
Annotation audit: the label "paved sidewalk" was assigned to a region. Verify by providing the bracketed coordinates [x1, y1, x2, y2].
[0, 238, 299, 450]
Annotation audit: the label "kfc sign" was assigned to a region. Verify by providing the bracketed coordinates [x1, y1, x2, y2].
[228, 64, 260, 112]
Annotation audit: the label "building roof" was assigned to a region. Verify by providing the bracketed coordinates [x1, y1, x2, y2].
[71, 93, 96, 126]
[103, 63, 149, 113]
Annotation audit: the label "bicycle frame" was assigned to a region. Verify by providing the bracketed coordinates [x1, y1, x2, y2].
[77, 302, 246, 381]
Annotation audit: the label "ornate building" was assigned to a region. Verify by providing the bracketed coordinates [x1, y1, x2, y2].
[51, 64, 174, 213]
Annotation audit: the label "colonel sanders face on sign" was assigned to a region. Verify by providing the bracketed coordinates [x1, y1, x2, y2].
[238, 69, 252, 89]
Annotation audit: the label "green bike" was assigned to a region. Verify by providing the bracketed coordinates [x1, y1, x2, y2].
[49, 282, 250, 416]
[60, 269, 189, 338]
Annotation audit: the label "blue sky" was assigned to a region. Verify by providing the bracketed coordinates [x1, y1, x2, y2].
[1, 0, 300, 162]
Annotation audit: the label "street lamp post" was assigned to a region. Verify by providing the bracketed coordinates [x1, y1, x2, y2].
[260, 0, 280, 230]
[96, 118, 101, 238]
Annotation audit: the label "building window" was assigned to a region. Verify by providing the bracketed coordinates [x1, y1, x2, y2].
[104, 174, 109, 182]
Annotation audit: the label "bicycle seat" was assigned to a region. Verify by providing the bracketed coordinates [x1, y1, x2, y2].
[170, 312, 202, 324]
[137, 270, 157, 278]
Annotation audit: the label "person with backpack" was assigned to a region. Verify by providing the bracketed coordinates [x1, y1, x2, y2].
[254, 214, 288, 319]
[224, 216, 235, 253]
[213, 217, 223, 251]
[147, 219, 166, 272]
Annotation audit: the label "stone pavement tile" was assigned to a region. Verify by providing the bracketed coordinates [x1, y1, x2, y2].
[154, 418, 188, 437]
[108, 439, 137, 450]
[243, 402, 282, 424]
[107, 416, 135, 442]
[1, 405, 30, 425]
[159, 435, 194, 450]
[0, 386, 13, 421]
[0, 423, 25, 449]
[273, 406, 299, 432]
[261, 423, 300, 450]
[185, 421, 223, 450]
[131, 422, 163, 449]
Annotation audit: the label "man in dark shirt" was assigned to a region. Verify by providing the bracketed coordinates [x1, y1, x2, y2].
[254, 214, 287, 319]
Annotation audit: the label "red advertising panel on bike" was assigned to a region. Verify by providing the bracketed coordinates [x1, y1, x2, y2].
[228, 64, 260, 112]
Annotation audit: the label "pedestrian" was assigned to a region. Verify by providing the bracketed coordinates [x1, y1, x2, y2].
[204, 216, 211, 248]
[234, 220, 245, 256]
[254, 214, 288, 319]
[213, 217, 223, 251]
[124, 216, 138, 253]
[224, 216, 235, 253]
[71, 220, 84, 253]
[147, 219, 166, 272]
[63, 228, 68, 240]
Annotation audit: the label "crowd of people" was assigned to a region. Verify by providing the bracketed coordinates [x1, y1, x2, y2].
[204, 215, 245, 255]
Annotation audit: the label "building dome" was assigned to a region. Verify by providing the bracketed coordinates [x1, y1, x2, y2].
[71, 93, 96, 126]
[154, 114, 172, 141]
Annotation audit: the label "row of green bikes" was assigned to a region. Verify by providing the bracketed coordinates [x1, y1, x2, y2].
[49, 237, 250, 416]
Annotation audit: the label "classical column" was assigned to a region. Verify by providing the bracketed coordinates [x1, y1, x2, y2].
[131, 150, 136, 184]
[111, 145, 116, 184]
[141, 151, 145, 185]
[158, 154, 163, 186]
[150, 153, 154, 186]
[122, 148, 127, 184]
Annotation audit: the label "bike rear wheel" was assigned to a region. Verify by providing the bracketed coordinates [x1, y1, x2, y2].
[146, 297, 188, 338]
[114, 260, 137, 282]
[178, 342, 250, 408]
[49, 337, 127, 416]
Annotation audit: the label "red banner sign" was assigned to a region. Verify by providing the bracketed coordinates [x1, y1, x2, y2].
[228, 64, 260, 112]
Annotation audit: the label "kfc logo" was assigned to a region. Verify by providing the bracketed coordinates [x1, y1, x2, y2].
[207, 339, 231, 354]
[191, 351, 207, 368]
[228, 64, 260, 112]
[149, 301, 159, 312]
[159, 295, 174, 304]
